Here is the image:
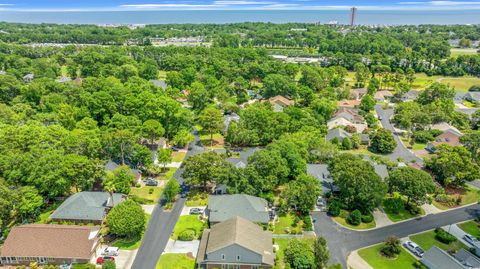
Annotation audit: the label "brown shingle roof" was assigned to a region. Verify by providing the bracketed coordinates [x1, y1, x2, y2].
[0, 224, 100, 260]
[337, 99, 360, 108]
[432, 130, 462, 147]
[268, 95, 294, 107]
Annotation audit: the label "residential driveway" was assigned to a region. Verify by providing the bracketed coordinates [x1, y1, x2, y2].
[312, 203, 480, 268]
[374, 105, 423, 165]
[441, 224, 471, 247]
[180, 206, 207, 216]
[131, 131, 204, 269]
[164, 239, 200, 257]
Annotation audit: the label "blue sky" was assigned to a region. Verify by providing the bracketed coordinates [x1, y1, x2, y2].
[2, 0, 480, 11]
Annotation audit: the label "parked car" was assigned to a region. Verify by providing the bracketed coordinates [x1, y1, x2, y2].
[101, 247, 119, 256]
[464, 234, 478, 245]
[189, 208, 204, 215]
[96, 256, 115, 264]
[316, 197, 326, 210]
[145, 179, 158, 186]
[404, 241, 425, 257]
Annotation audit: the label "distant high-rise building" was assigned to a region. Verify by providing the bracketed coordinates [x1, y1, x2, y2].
[350, 7, 357, 26]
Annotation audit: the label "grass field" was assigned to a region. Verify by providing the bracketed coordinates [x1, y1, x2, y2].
[157, 167, 177, 181]
[130, 186, 163, 204]
[185, 190, 208, 207]
[358, 243, 419, 269]
[155, 254, 195, 269]
[458, 221, 480, 239]
[411, 73, 480, 92]
[410, 229, 467, 252]
[332, 210, 376, 230]
[171, 215, 206, 240]
[383, 201, 425, 223]
[113, 214, 150, 250]
[273, 238, 290, 269]
[172, 151, 187, 162]
[450, 48, 479, 57]
[273, 213, 304, 234]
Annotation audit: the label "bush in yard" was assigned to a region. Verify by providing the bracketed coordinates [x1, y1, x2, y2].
[102, 261, 116, 269]
[303, 215, 313, 231]
[369, 128, 396, 154]
[106, 200, 146, 238]
[380, 236, 401, 258]
[346, 210, 362, 226]
[163, 178, 180, 203]
[383, 197, 404, 214]
[327, 201, 341, 217]
[435, 228, 457, 244]
[405, 203, 421, 215]
[178, 229, 196, 241]
[361, 213, 374, 223]
[284, 238, 315, 269]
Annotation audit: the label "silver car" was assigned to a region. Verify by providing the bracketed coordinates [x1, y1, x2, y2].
[404, 241, 425, 257]
[464, 234, 478, 246]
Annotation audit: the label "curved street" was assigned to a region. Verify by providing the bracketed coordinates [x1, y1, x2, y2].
[312, 203, 480, 268]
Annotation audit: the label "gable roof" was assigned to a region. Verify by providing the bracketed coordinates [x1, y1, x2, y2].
[226, 158, 247, 168]
[431, 129, 462, 147]
[150, 79, 167, 90]
[0, 224, 100, 260]
[326, 128, 352, 141]
[337, 99, 360, 108]
[431, 122, 463, 136]
[208, 194, 269, 223]
[327, 117, 355, 128]
[105, 160, 142, 179]
[197, 217, 274, 266]
[455, 248, 480, 268]
[422, 246, 466, 269]
[351, 88, 367, 99]
[333, 107, 364, 123]
[268, 95, 294, 107]
[50, 192, 125, 222]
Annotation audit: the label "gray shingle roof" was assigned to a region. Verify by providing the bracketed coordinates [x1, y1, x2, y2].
[455, 248, 480, 268]
[104, 160, 141, 179]
[326, 128, 352, 141]
[150, 79, 167, 90]
[50, 192, 125, 222]
[422, 246, 466, 269]
[374, 164, 389, 180]
[208, 194, 269, 224]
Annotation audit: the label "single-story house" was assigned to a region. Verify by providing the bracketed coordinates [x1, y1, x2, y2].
[207, 194, 270, 224]
[326, 128, 352, 142]
[426, 129, 463, 153]
[374, 90, 394, 102]
[307, 164, 337, 194]
[327, 117, 367, 134]
[0, 224, 101, 266]
[268, 95, 294, 112]
[351, 88, 367, 100]
[430, 122, 463, 136]
[23, 73, 34, 83]
[421, 246, 467, 269]
[374, 164, 389, 180]
[56, 76, 71, 83]
[401, 90, 421, 102]
[223, 113, 240, 132]
[333, 108, 365, 124]
[50, 191, 126, 224]
[455, 107, 478, 119]
[454, 248, 480, 268]
[465, 92, 480, 103]
[150, 79, 167, 90]
[337, 99, 360, 108]
[226, 158, 247, 169]
[196, 216, 275, 269]
[104, 160, 142, 182]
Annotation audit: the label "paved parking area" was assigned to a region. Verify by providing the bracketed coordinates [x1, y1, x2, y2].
[164, 239, 200, 257]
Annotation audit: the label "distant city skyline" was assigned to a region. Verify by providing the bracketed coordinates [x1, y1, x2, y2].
[2, 0, 480, 11]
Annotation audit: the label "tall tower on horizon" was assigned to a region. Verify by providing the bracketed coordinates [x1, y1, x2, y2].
[350, 7, 357, 27]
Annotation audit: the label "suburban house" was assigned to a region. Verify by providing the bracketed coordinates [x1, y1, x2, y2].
[307, 164, 337, 194]
[327, 117, 367, 134]
[23, 73, 34, 83]
[0, 224, 101, 266]
[267, 95, 294, 112]
[374, 164, 389, 180]
[56, 76, 71, 83]
[333, 108, 365, 124]
[337, 99, 360, 108]
[223, 113, 240, 133]
[196, 217, 275, 269]
[465, 92, 480, 103]
[426, 129, 463, 153]
[454, 248, 480, 268]
[226, 157, 247, 169]
[422, 246, 471, 269]
[374, 90, 394, 102]
[351, 88, 367, 100]
[207, 194, 270, 224]
[150, 79, 167, 90]
[430, 122, 462, 134]
[401, 90, 421, 102]
[104, 160, 142, 182]
[326, 128, 352, 142]
[50, 191, 126, 224]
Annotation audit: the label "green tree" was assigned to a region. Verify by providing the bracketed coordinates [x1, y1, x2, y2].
[172, 129, 195, 147]
[102, 260, 116, 269]
[360, 94, 375, 112]
[284, 239, 315, 269]
[142, 119, 165, 145]
[163, 178, 180, 203]
[314, 237, 329, 269]
[369, 128, 396, 154]
[341, 137, 353, 150]
[106, 200, 145, 238]
[282, 174, 321, 215]
[387, 167, 435, 205]
[17, 186, 43, 219]
[197, 106, 223, 147]
[380, 236, 401, 258]
[104, 165, 135, 194]
[460, 131, 480, 161]
[182, 151, 232, 191]
[157, 148, 172, 170]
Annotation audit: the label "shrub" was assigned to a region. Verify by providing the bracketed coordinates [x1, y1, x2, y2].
[148, 188, 154, 194]
[178, 229, 196, 241]
[435, 194, 455, 205]
[380, 236, 401, 258]
[102, 260, 116, 269]
[135, 183, 141, 188]
[413, 130, 435, 143]
[384, 197, 404, 214]
[361, 213, 374, 223]
[327, 201, 340, 217]
[346, 210, 362, 226]
[435, 228, 457, 244]
[303, 215, 313, 231]
[405, 203, 421, 215]
[106, 200, 146, 238]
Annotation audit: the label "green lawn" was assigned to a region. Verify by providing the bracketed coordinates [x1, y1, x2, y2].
[412, 143, 427, 151]
[199, 133, 224, 148]
[358, 243, 419, 269]
[273, 238, 290, 269]
[450, 48, 479, 57]
[130, 187, 163, 204]
[185, 190, 208, 207]
[156, 167, 177, 181]
[155, 254, 195, 269]
[410, 230, 467, 252]
[113, 214, 150, 250]
[433, 185, 480, 210]
[383, 199, 425, 222]
[458, 221, 480, 239]
[273, 213, 304, 234]
[411, 73, 480, 92]
[171, 215, 206, 240]
[332, 210, 376, 230]
[172, 151, 187, 162]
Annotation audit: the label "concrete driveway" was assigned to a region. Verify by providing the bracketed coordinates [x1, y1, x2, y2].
[442, 223, 472, 247]
[164, 239, 200, 257]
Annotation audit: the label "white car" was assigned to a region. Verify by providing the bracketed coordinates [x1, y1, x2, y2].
[404, 241, 425, 258]
[101, 247, 119, 256]
[464, 234, 478, 246]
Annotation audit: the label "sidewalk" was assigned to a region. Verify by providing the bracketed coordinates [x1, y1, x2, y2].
[347, 250, 374, 269]
[373, 208, 393, 228]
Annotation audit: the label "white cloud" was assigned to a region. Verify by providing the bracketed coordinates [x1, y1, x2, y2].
[214, 1, 277, 4]
[399, 1, 480, 5]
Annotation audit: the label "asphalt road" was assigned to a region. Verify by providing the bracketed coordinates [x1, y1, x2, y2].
[374, 105, 423, 165]
[131, 131, 204, 269]
[312, 203, 480, 268]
